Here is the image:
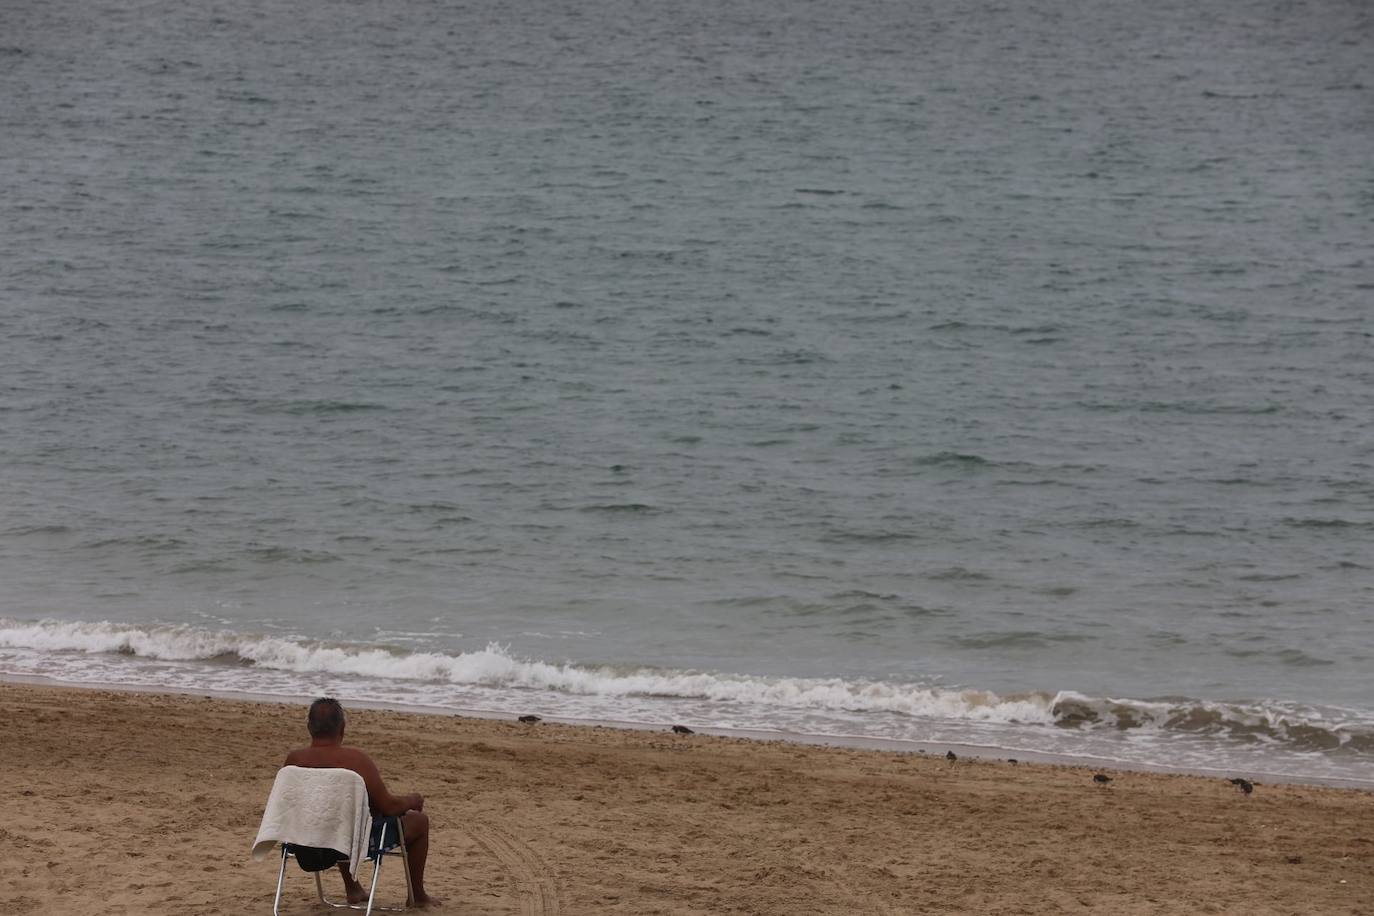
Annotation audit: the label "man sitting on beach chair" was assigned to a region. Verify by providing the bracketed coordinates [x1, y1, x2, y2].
[284, 697, 442, 907]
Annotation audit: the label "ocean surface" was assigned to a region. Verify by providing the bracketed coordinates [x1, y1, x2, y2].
[3, 0, 1372, 784]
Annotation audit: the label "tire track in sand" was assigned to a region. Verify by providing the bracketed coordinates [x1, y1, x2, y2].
[464, 819, 561, 916]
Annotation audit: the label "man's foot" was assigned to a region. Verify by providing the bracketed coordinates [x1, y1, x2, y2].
[337, 862, 369, 905]
[413, 892, 443, 907]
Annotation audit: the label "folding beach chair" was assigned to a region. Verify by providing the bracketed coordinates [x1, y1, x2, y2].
[251, 766, 414, 915]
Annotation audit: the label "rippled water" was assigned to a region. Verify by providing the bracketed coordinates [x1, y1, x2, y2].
[2, 0, 1372, 782]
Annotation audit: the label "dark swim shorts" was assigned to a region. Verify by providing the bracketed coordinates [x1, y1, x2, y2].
[288, 815, 403, 870]
[369, 815, 403, 856]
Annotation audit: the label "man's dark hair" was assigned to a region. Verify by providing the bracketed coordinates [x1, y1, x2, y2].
[307, 697, 345, 738]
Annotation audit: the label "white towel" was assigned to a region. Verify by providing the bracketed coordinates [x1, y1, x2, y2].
[251, 766, 373, 879]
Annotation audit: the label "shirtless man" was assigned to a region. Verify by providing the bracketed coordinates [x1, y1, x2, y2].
[284, 697, 441, 907]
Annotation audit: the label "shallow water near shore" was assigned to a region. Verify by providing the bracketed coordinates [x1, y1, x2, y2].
[3, 619, 1373, 787]
[3, 0, 1373, 785]
[8, 673, 1373, 792]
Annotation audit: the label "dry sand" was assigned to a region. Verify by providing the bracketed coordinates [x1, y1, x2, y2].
[3, 682, 1371, 915]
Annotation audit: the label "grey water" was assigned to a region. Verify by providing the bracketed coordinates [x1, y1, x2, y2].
[2, 0, 1373, 781]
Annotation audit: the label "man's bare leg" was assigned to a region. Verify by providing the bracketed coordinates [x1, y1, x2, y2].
[401, 809, 441, 906]
[336, 862, 369, 905]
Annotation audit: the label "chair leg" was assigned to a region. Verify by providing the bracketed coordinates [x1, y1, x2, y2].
[367, 818, 413, 912]
[273, 847, 290, 916]
[291, 829, 410, 912]
[364, 849, 384, 916]
[395, 821, 414, 907]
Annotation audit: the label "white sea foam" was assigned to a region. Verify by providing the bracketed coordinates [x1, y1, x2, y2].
[13, 620, 1374, 741]
[0, 618, 1063, 721]
[4, 617, 1370, 758]
[5, 617, 1374, 785]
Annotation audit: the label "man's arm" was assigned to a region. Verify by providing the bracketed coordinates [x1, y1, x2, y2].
[347, 749, 422, 817]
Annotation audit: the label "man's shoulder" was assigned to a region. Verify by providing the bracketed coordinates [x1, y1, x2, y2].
[284, 744, 376, 770]
[334, 745, 378, 768]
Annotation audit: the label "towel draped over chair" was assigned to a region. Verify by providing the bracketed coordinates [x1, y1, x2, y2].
[252, 766, 372, 879]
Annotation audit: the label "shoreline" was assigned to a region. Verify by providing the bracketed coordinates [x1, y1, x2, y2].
[3, 671, 1369, 791]
[5, 679, 1372, 915]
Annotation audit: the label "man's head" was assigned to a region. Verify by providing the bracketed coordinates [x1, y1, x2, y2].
[307, 697, 346, 739]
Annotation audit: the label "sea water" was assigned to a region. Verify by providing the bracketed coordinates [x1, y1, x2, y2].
[2, 0, 1372, 784]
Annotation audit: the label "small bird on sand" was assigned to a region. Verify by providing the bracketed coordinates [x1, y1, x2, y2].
[1093, 773, 1112, 785]
[1007, 758, 1018, 765]
[945, 751, 957, 761]
[1229, 777, 1254, 795]
[517, 715, 541, 723]
[671, 724, 694, 734]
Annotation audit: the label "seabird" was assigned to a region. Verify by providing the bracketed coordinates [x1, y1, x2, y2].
[945, 751, 957, 761]
[671, 724, 694, 734]
[1092, 773, 1112, 785]
[1229, 777, 1254, 795]
[517, 715, 541, 724]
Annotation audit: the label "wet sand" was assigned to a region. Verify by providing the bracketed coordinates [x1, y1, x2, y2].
[3, 682, 1370, 915]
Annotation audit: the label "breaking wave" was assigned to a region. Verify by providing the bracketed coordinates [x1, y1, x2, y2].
[0, 619, 1052, 720]
[2, 619, 1371, 757]
[1049, 694, 1374, 753]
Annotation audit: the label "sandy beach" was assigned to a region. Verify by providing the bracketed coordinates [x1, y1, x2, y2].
[3, 682, 1370, 915]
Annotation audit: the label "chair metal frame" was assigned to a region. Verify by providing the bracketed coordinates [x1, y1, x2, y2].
[272, 817, 414, 916]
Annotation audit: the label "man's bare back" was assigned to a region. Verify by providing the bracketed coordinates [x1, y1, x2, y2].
[285, 698, 441, 907]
